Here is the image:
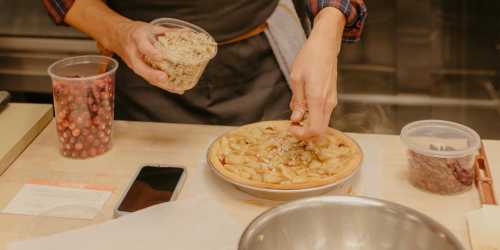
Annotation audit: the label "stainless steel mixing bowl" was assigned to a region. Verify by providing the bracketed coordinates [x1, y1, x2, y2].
[239, 196, 465, 250]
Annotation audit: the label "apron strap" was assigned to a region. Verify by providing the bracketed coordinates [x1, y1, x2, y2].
[264, 0, 307, 87]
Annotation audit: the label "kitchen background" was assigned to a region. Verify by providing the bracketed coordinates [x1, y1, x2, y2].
[0, 0, 499, 138]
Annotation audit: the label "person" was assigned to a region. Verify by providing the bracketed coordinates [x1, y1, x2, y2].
[43, 0, 366, 139]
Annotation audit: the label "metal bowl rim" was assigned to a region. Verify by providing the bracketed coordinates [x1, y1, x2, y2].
[205, 132, 364, 194]
[238, 195, 465, 250]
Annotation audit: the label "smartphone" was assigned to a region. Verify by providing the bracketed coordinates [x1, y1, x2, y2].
[114, 165, 186, 217]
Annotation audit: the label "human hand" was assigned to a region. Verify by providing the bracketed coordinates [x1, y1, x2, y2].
[111, 21, 178, 91]
[289, 7, 345, 140]
[289, 38, 338, 139]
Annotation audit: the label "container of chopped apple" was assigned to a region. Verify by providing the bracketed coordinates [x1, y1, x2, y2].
[148, 18, 217, 94]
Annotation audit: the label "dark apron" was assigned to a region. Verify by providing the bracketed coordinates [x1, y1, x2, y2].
[115, 33, 291, 125]
[110, 1, 292, 125]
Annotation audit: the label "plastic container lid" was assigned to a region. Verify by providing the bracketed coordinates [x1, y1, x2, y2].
[400, 120, 481, 158]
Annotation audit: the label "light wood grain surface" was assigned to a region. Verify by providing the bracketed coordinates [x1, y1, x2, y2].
[0, 103, 53, 175]
[0, 120, 498, 250]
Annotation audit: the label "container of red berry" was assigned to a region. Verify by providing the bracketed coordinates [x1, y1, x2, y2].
[48, 55, 118, 159]
[400, 120, 481, 195]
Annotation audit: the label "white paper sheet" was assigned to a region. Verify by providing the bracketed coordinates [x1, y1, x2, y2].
[2, 183, 111, 219]
[467, 205, 500, 250]
[8, 196, 244, 250]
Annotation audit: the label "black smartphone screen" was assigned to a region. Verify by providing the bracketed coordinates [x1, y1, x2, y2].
[118, 166, 184, 212]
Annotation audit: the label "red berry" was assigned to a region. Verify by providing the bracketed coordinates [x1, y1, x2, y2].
[82, 128, 90, 136]
[86, 134, 95, 143]
[80, 150, 88, 158]
[72, 128, 81, 137]
[62, 131, 70, 138]
[97, 131, 106, 138]
[100, 136, 110, 144]
[75, 142, 83, 151]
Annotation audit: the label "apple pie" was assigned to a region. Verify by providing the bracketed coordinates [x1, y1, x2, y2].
[208, 120, 362, 190]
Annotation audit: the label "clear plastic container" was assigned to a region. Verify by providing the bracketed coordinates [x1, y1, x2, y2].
[400, 120, 481, 194]
[149, 18, 217, 94]
[48, 55, 118, 159]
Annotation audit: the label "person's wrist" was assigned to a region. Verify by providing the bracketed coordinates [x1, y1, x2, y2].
[314, 7, 345, 27]
[311, 7, 345, 57]
[102, 19, 136, 52]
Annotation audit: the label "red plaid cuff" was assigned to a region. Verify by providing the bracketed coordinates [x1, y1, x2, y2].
[42, 0, 75, 25]
[308, 0, 367, 42]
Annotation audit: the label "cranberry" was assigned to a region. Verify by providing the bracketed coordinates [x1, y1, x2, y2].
[69, 103, 78, 111]
[97, 131, 106, 138]
[76, 116, 84, 125]
[75, 96, 83, 104]
[101, 100, 110, 107]
[101, 92, 109, 100]
[75, 142, 83, 151]
[80, 150, 88, 158]
[82, 128, 90, 136]
[100, 136, 110, 144]
[61, 120, 69, 128]
[86, 134, 95, 143]
[72, 128, 81, 137]
[97, 146, 105, 154]
[96, 79, 106, 88]
[62, 131, 70, 139]
[89, 148, 97, 156]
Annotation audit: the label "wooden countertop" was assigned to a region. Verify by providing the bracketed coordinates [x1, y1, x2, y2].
[0, 120, 499, 250]
[0, 103, 53, 175]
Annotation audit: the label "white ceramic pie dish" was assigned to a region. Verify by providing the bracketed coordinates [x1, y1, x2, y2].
[206, 136, 364, 201]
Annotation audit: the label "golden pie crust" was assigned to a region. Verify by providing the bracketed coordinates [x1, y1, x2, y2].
[208, 120, 363, 190]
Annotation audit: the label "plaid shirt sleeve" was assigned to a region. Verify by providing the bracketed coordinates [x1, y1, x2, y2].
[42, 0, 75, 25]
[307, 0, 367, 42]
